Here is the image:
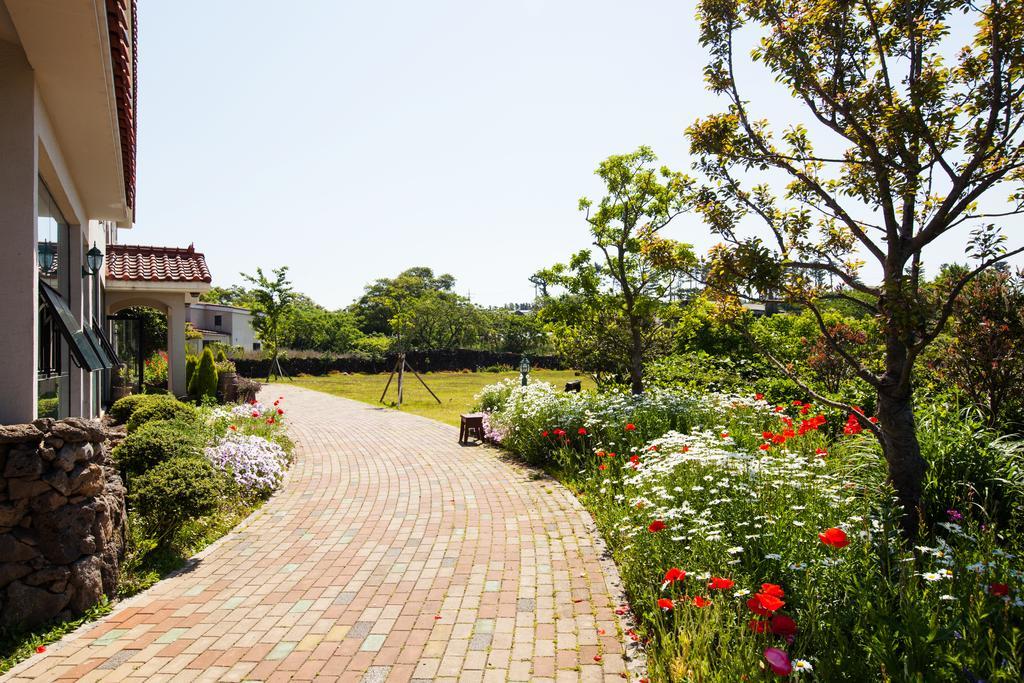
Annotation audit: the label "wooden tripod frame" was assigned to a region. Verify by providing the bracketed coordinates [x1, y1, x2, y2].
[379, 353, 441, 407]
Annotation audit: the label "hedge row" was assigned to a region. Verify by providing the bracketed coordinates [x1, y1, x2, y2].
[234, 350, 562, 378]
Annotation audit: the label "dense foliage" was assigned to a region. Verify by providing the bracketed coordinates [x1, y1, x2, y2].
[478, 380, 1024, 681]
[125, 399, 199, 433]
[188, 347, 219, 400]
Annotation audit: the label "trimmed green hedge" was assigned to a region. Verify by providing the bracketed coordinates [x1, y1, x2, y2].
[113, 419, 205, 482]
[129, 456, 224, 540]
[125, 400, 199, 433]
[109, 393, 176, 424]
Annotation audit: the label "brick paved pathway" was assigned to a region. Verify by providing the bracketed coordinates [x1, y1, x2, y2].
[6, 386, 634, 682]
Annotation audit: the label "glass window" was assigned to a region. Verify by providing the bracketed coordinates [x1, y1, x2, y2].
[37, 179, 70, 418]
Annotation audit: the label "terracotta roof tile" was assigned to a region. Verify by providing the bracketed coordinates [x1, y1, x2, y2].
[106, 243, 211, 283]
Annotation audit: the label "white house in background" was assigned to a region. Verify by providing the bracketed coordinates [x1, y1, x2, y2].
[186, 302, 258, 353]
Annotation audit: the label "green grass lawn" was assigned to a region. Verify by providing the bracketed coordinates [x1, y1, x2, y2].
[277, 369, 591, 426]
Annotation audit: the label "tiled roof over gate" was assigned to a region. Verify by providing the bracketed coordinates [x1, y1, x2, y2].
[106, 244, 212, 283]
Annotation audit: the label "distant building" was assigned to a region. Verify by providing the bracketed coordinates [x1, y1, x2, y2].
[186, 302, 258, 353]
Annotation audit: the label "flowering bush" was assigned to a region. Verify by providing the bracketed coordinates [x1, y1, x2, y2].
[204, 433, 288, 497]
[479, 381, 1024, 681]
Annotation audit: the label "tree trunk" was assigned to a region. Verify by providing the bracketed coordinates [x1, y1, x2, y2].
[628, 319, 644, 395]
[875, 381, 927, 537]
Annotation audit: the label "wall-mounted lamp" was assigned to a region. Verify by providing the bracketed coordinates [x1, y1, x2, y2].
[82, 242, 103, 278]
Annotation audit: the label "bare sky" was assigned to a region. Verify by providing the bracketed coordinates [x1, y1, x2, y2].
[131, 0, 1022, 309]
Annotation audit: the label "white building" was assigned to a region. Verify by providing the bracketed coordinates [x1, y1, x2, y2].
[186, 302, 258, 353]
[0, 0, 211, 422]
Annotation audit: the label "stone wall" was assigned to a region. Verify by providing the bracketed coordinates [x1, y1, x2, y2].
[0, 418, 126, 630]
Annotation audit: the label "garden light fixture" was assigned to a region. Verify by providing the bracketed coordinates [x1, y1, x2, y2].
[37, 240, 55, 273]
[83, 242, 103, 277]
[520, 355, 531, 386]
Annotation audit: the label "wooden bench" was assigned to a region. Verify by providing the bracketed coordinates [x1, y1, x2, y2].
[459, 413, 485, 443]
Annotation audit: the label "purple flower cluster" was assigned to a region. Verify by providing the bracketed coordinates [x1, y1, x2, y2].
[482, 412, 506, 443]
[205, 433, 288, 495]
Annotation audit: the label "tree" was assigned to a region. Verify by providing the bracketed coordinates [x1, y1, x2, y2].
[685, 0, 1024, 530]
[241, 266, 295, 378]
[188, 347, 218, 400]
[537, 147, 694, 393]
[350, 267, 457, 336]
[935, 267, 1024, 429]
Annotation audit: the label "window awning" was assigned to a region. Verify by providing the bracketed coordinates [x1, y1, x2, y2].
[83, 325, 115, 370]
[93, 320, 121, 366]
[38, 280, 104, 372]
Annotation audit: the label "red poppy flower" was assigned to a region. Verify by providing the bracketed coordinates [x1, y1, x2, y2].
[277, 408, 284, 415]
[769, 614, 797, 637]
[250, 399, 257, 405]
[598, 464, 607, 471]
[868, 416, 879, 424]
[755, 393, 765, 400]
[708, 577, 735, 590]
[844, 414, 863, 435]
[720, 431, 729, 438]
[760, 583, 785, 598]
[749, 592, 785, 614]
[819, 527, 850, 549]
[593, 655, 602, 662]
[229, 425, 237, 431]
[251, 411, 260, 418]
[774, 405, 785, 412]
[541, 430, 549, 437]
[630, 455, 640, 465]
[597, 628, 605, 635]
[799, 405, 809, 415]
[625, 423, 636, 431]
[663, 567, 685, 583]
[657, 598, 674, 610]
[273, 400, 279, 406]
[680, 445, 689, 453]
[759, 443, 771, 451]
[266, 418, 275, 424]
[791, 400, 803, 406]
[607, 452, 616, 458]
[815, 447, 827, 456]
[648, 520, 666, 533]
[578, 427, 587, 435]
[764, 647, 792, 676]
[748, 618, 767, 633]
[990, 582, 1010, 597]
[692, 595, 711, 608]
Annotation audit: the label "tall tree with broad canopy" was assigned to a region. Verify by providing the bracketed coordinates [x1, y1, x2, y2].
[241, 266, 295, 379]
[537, 147, 694, 393]
[686, 0, 1024, 531]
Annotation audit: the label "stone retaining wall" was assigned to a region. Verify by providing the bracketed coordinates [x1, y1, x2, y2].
[0, 418, 126, 630]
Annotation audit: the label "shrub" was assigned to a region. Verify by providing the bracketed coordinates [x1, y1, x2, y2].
[215, 359, 237, 375]
[109, 393, 176, 424]
[188, 348, 218, 400]
[129, 457, 224, 540]
[185, 355, 198, 391]
[112, 419, 205, 482]
[125, 399, 199, 433]
[216, 348, 228, 363]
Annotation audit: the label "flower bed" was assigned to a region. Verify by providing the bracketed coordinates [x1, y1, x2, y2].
[477, 381, 1024, 681]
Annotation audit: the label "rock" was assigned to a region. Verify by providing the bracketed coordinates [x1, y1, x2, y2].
[69, 555, 104, 612]
[0, 423, 42, 445]
[0, 500, 27, 527]
[43, 437, 64, 450]
[39, 447, 56, 462]
[23, 566, 69, 587]
[8, 478, 50, 500]
[2, 580, 71, 630]
[0, 563, 31, 589]
[32, 418, 55, 433]
[52, 418, 105, 442]
[0, 534, 40, 562]
[69, 463, 104, 497]
[30, 490, 67, 514]
[35, 502, 96, 564]
[54, 443, 93, 472]
[4, 446, 43, 478]
[42, 468, 71, 496]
